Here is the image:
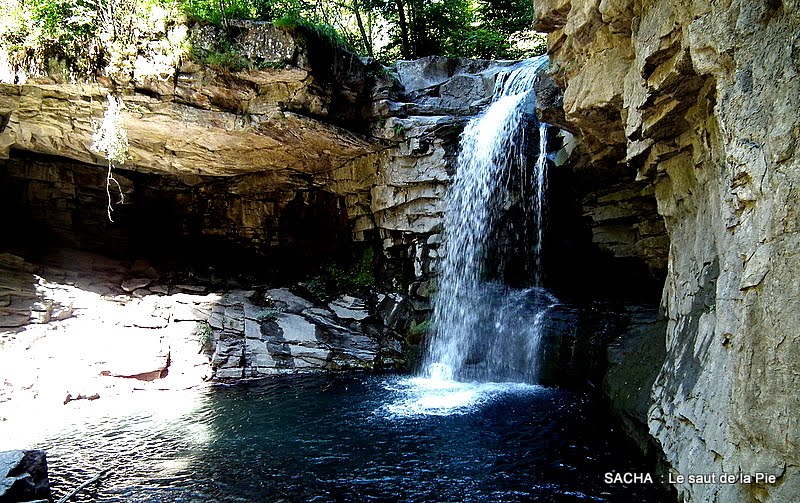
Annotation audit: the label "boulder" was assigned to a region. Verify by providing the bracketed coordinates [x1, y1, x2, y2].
[121, 278, 151, 292]
[0, 450, 51, 503]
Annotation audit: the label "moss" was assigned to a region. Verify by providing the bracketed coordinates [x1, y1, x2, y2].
[196, 321, 213, 352]
[407, 319, 432, 345]
[190, 42, 254, 72]
[256, 307, 282, 322]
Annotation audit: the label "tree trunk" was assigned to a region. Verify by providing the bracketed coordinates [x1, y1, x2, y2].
[218, 0, 230, 37]
[408, 0, 425, 57]
[353, 0, 374, 58]
[394, 0, 411, 59]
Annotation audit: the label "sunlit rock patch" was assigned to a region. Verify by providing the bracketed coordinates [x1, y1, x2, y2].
[0, 249, 407, 425]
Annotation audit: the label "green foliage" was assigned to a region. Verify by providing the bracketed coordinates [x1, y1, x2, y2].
[0, 0, 180, 78]
[197, 321, 213, 351]
[392, 122, 406, 138]
[190, 39, 256, 71]
[406, 318, 431, 368]
[369, 0, 542, 61]
[181, 0, 252, 24]
[256, 307, 283, 321]
[408, 319, 431, 338]
[1, 0, 545, 81]
[455, 28, 512, 60]
[274, 12, 355, 52]
[479, 0, 535, 36]
[178, 0, 541, 62]
[180, 0, 305, 24]
[180, 1, 353, 70]
[306, 247, 376, 300]
[0, 0, 99, 75]
[354, 246, 376, 286]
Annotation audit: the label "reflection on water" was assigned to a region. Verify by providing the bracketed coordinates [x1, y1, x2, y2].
[1, 374, 670, 502]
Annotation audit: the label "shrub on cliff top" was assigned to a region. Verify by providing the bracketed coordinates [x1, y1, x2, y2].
[180, 0, 306, 24]
[0, 0, 183, 80]
[273, 12, 355, 53]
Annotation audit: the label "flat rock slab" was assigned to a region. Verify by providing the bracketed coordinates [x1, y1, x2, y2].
[0, 312, 31, 328]
[275, 314, 318, 343]
[265, 288, 314, 314]
[121, 278, 152, 292]
[328, 295, 370, 320]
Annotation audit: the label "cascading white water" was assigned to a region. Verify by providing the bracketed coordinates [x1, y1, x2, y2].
[423, 57, 557, 384]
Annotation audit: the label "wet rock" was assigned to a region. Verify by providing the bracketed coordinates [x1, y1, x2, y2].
[603, 306, 667, 454]
[377, 293, 413, 333]
[208, 289, 405, 378]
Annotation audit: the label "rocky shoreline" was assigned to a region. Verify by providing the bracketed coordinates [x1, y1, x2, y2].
[0, 248, 412, 426]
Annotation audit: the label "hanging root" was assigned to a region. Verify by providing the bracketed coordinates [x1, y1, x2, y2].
[106, 162, 125, 222]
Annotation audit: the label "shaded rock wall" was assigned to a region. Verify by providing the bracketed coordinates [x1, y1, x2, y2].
[0, 153, 352, 277]
[535, 0, 800, 501]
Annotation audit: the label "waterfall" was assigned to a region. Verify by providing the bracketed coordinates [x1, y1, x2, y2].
[423, 57, 556, 384]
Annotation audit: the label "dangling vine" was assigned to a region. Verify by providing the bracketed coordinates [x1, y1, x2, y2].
[91, 93, 129, 222]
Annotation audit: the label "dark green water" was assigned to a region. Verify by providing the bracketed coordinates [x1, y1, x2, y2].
[33, 374, 670, 502]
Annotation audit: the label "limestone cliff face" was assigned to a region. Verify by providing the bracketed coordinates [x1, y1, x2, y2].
[0, 23, 384, 183]
[0, 23, 518, 315]
[535, 0, 800, 501]
[0, 23, 396, 277]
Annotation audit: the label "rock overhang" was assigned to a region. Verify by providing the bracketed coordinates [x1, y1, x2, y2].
[0, 82, 385, 185]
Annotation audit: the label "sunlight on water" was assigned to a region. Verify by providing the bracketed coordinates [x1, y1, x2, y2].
[0, 389, 211, 452]
[381, 369, 543, 418]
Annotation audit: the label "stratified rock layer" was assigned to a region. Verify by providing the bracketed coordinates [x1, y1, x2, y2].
[207, 289, 406, 378]
[535, 0, 800, 501]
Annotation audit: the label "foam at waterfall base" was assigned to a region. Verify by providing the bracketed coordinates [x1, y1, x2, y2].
[380, 369, 544, 418]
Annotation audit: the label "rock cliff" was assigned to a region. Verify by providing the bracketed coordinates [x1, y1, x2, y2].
[0, 22, 535, 313]
[535, 0, 800, 501]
